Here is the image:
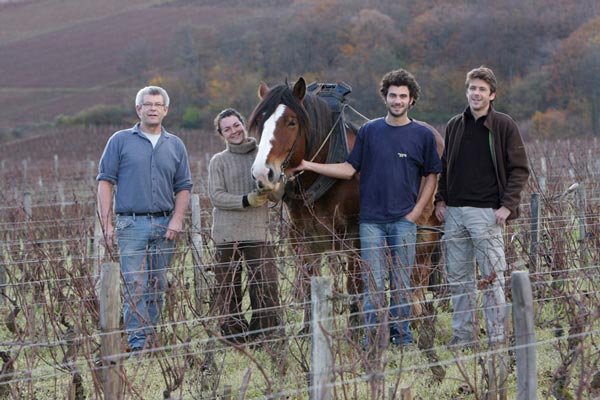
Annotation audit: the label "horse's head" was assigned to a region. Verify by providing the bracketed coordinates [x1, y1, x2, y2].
[249, 78, 309, 199]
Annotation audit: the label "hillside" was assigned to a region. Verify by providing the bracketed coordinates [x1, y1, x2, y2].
[0, 125, 223, 166]
[0, 0, 271, 132]
[1, 0, 598, 140]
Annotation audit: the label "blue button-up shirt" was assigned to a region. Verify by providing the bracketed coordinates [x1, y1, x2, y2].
[97, 123, 193, 214]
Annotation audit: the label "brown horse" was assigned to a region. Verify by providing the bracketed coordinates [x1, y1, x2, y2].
[249, 78, 363, 318]
[249, 77, 445, 377]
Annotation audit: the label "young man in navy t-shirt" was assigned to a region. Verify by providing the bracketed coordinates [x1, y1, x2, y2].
[292, 69, 441, 349]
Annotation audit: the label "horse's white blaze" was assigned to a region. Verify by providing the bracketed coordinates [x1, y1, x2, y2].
[252, 104, 286, 185]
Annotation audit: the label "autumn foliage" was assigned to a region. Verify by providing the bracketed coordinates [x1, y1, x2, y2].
[0, 0, 599, 139]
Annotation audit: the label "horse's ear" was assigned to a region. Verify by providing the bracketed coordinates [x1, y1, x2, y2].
[258, 82, 269, 100]
[293, 77, 306, 102]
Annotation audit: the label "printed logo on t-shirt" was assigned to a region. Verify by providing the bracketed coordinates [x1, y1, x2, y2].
[397, 153, 407, 158]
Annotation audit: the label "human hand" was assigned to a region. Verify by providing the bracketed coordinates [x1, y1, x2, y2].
[288, 159, 308, 173]
[247, 189, 270, 207]
[495, 206, 511, 226]
[434, 201, 446, 222]
[165, 217, 183, 240]
[101, 223, 115, 248]
[404, 206, 422, 224]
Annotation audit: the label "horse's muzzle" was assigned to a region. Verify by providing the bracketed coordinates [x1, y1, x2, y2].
[252, 163, 280, 188]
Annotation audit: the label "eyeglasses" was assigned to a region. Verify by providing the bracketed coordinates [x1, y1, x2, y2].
[141, 102, 166, 108]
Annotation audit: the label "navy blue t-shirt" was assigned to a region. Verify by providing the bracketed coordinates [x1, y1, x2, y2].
[347, 118, 442, 223]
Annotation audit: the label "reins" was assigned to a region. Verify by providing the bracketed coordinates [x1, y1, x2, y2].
[279, 119, 305, 175]
[285, 103, 348, 183]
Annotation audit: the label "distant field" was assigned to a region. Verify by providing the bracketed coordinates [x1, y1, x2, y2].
[0, 0, 216, 45]
[0, 0, 260, 129]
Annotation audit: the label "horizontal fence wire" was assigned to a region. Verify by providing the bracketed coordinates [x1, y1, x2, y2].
[0, 136, 598, 398]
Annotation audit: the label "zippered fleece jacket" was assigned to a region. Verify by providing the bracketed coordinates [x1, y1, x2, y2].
[436, 106, 530, 220]
[208, 138, 270, 243]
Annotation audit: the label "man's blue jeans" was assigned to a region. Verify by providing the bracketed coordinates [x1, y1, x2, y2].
[360, 218, 416, 345]
[116, 215, 174, 349]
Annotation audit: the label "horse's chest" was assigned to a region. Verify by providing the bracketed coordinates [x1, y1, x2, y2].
[287, 200, 357, 238]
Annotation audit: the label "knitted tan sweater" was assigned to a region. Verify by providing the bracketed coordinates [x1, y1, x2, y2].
[208, 138, 270, 243]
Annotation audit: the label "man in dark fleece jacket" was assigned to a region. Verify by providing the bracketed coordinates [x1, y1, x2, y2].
[435, 66, 529, 349]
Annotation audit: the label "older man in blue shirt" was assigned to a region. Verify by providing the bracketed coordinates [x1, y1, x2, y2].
[97, 86, 192, 352]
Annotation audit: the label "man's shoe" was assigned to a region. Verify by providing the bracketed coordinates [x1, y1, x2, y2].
[127, 345, 144, 353]
[390, 327, 414, 347]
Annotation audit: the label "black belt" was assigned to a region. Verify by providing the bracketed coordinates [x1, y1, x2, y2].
[117, 211, 171, 217]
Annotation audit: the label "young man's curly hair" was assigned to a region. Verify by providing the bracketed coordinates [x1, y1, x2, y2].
[379, 69, 421, 106]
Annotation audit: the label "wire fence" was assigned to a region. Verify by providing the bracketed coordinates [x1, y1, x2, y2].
[0, 135, 599, 398]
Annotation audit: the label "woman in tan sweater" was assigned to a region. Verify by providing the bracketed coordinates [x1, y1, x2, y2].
[208, 108, 281, 345]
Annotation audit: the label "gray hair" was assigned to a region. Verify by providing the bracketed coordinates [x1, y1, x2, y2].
[135, 86, 170, 107]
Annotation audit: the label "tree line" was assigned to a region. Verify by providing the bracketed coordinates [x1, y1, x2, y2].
[73, 0, 600, 139]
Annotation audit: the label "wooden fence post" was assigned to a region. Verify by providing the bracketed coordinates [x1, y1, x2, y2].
[57, 181, 65, 217]
[92, 216, 106, 283]
[88, 160, 96, 181]
[99, 262, 122, 399]
[23, 192, 32, 221]
[568, 152, 576, 178]
[311, 276, 333, 400]
[21, 159, 27, 184]
[389, 385, 412, 400]
[204, 153, 211, 173]
[538, 157, 546, 193]
[400, 386, 412, 400]
[191, 194, 213, 313]
[223, 385, 232, 400]
[512, 271, 537, 400]
[529, 193, 540, 273]
[576, 184, 587, 265]
[54, 154, 59, 181]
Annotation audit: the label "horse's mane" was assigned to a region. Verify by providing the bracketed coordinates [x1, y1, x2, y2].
[248, 82, 333, 160]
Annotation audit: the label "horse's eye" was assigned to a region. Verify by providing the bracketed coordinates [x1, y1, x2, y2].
[288, 120, 297, 128]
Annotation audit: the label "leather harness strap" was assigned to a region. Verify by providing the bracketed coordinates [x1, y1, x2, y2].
[285, 82, 352, 204]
